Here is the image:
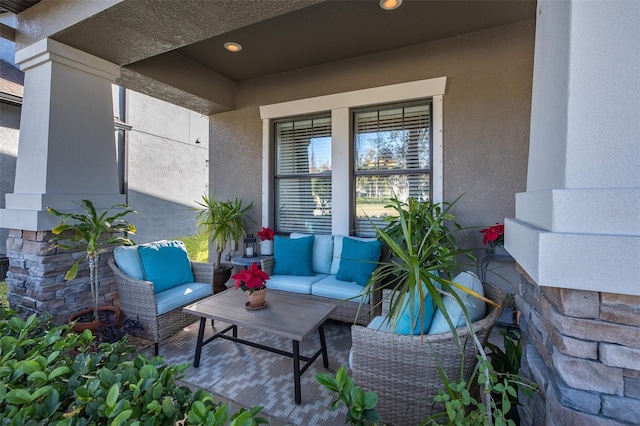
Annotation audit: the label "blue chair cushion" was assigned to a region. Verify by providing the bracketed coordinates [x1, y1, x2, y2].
[336, 237, 382, 286]
[290, 233, 334, 274]
[367, 316, 394, 333]
[273, 235, 315, 276]
[138, 240, 195, 294]
[266, 273, 327, 295]
[155, 282, 212, 315]
[311, 275, 370, 304]
[113, 246, 144, 280]
[428, 271, 486, 334]
[394, 282, 436, 335]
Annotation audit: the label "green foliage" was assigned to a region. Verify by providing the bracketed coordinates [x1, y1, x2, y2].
[176, 233, 209, 263]
[0, 308, 266, 425]
[362, 196, 489, 341]
[0, 281, 7, 310]
[195, 192, 254, 269]
[48, 200, 138, 322]
[316, 367, 382, 426]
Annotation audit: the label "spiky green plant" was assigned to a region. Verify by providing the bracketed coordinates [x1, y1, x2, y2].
[195, 193, 254, 269]
[362, 196, 494, 342]
[48, 200, 137, 321]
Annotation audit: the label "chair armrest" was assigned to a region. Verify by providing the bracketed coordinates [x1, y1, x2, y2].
[108, 257, 157, 314]
[191, 261, 214, 284]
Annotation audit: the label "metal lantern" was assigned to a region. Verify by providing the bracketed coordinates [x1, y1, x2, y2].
[243, 234, 257, 257]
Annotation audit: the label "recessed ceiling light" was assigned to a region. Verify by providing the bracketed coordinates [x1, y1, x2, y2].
[224, 42, 242, 52]
[379, 0, 402, 11]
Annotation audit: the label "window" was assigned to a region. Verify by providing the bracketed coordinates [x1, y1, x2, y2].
[261, 77, 445, 236]
[353, 102, 432, 236]
[274, 116, 332, 234]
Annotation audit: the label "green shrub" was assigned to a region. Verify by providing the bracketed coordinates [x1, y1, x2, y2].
[0, 281, 7, 310]
[176, 233, 209, 263]
[0, 308, 266, 425]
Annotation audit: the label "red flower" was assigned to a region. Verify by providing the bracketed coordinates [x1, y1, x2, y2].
[257, 227, 275, 241]
[232, 262, 269, 293]
[480, 223, 505, 246]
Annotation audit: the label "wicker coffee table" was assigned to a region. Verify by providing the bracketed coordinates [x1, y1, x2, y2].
[183, 289, 336, 404]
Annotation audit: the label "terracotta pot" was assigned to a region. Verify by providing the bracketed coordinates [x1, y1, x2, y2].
[68, 306, 120, 334]
[246, 288, 267, 307]
[213, 263, 233, 293]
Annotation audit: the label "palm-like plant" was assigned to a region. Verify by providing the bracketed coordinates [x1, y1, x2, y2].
[48, 200, 137, 322]
[362, 196, 492, 341]
[194, 193, 254, 270]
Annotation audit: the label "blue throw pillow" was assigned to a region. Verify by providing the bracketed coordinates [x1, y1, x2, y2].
[113, 246, 144, 280]
[335, 237, 382, 286]
[138, 240, 195, 294]
[273, 235, 315, 276]
[394, 283, 436, 335]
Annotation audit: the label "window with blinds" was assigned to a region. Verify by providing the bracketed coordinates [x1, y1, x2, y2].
[353, 102, 432, 236]
[275, 116, 332, 234]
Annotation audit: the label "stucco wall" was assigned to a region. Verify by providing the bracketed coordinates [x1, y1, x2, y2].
[122, 90, 210, 244]
[0, 103, 20, 255]
[210, 21, 534, 290]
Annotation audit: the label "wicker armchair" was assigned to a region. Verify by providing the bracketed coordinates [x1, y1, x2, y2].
[350, 282, 504, 425]
[108, 257, 214, 355]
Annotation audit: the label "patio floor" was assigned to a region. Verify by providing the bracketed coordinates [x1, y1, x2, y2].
[131, 318, 510, 426]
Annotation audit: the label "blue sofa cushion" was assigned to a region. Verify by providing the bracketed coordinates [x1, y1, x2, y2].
[290, 233, 334, 274]
[367, 316, 394, 333]
[428, 271, 486, 334]
[311, 275, 370, 304]
[155, 282, 212, 315]
[273, 235, 315, 276]
[336, 237, 382, 286]
[138, 240, 194, 294]
[113, 245, 144, 280]
[267, 273, 327, 295]
[330, 236, 379, 274]
[394, 282, 436, 335]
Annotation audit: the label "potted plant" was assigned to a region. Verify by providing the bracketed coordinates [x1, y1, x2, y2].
[480, 222, 512, 261]
[195, 192, 254, 293]
[231, 261, 270, 308]
[48, 199, 137, 332]
[257, 226, 275, 255]
[363, 195, 485, 336]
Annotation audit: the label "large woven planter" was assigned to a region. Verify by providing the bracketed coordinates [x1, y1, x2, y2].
[351, 282, 505, 425]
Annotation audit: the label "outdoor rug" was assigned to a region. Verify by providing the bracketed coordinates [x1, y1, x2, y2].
[137, 319, 352, 426]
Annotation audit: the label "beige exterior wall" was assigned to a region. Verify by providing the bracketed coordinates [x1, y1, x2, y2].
[210, 21, 535, 289]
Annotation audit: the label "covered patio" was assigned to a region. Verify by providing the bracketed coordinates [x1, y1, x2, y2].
[1, 1, 638, 424]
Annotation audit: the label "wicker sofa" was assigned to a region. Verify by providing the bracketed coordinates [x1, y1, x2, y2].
[259, 234, 383, 326]
[350, 282, 504, 425]
[108, 241, 214, 355]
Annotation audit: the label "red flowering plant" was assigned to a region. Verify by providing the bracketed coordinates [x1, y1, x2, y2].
[480, 222, 505, 246]
[257, 227, 275, 241]
[232, 262, 269, 293]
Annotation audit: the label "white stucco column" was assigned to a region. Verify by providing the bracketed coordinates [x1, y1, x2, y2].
[507, 1, 640, 295]
[0, 38, 124, 231]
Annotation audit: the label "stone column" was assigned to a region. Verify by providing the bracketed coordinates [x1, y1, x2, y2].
[0, 38, 124, 322]
[507, 1, 640, 424]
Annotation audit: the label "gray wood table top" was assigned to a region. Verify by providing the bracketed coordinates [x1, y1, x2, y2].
[183, 289, 336, 341]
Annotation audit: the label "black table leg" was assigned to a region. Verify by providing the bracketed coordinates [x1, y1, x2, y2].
[319, 324, 329, 368]
[194, 317, 207, 368]
[232, 324, 238, 338]
[293, 340, 301, 404]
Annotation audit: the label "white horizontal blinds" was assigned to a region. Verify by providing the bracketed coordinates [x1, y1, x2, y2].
[275, 116, 332, 234]
[354, 102, 431, 237]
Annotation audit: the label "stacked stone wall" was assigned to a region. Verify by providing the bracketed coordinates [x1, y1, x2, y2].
[4, 229, 118, 324]
[517, 269, 640, 425]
